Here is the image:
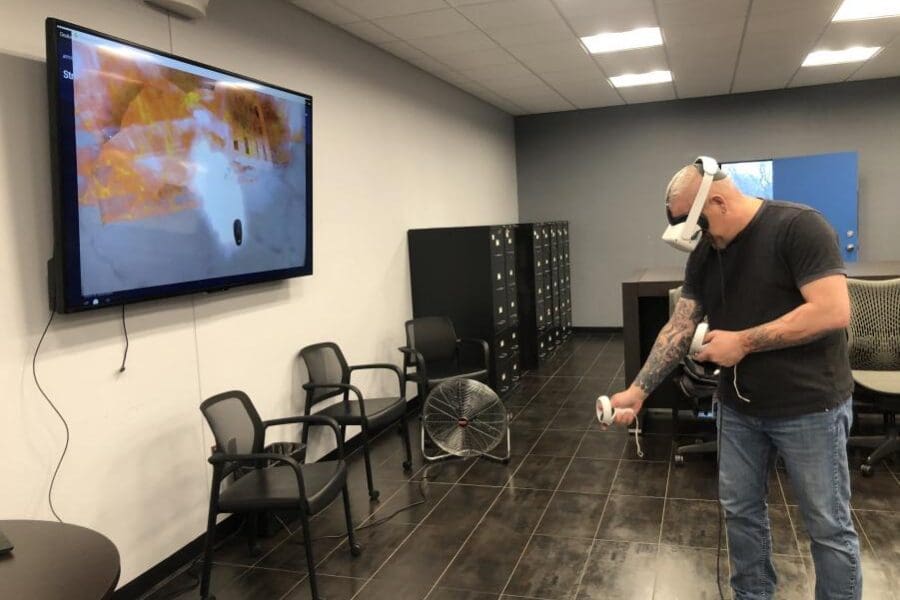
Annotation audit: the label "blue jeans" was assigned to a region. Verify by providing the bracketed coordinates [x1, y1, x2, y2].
[718, 398, 861, 600]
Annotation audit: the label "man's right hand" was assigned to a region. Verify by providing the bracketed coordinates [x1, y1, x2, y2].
[609, 386, 647, 426]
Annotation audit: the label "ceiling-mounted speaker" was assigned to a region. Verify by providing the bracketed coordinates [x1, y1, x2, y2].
[144, 0, 210, 19]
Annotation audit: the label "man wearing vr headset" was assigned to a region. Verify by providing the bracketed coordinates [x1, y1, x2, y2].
[609, 157, 860, 600]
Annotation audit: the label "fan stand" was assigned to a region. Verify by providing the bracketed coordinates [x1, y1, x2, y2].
[421, 422, 511, 464]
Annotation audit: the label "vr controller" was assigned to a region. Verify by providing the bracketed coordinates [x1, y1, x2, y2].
[596, 395, 644, 458]
[690, 322, 709, 356]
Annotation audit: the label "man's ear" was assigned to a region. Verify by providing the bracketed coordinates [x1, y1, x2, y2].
[708, 194, 727, 213]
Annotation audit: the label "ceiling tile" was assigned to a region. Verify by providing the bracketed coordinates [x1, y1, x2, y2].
[557, 0, 659, 37]
[507, 39, 596, 72]
[540, 66, 607, 86]
[655, 0, 750, 28]
[373, 8, 475, 39]
[407, 29, 498, 59]
[593, 45, 669, 76]
[731, 29, 817, 92]
[506, 83, 575, 113]
[550, 78, 623, 108]
[617, 81, 677, 103]
[457, 0, 561, 31]
[433, 46, 518, 70]
[335, 0, 447, 20]
[461, 62, 545, 87]
[662, 17, 745, 46]
[850, 39, 900, 80]
[746, 0, 839, 34]
[290, 0, 362, 24]
[487, 19, 575, 46]
[340, 21, 397, 44]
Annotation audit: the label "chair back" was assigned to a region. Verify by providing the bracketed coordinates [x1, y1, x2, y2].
[200, 390, 265, 455]
[668, 286, 682, 316]
[299, 342, 350, 407]
[405, 317, 458, 364]
[847, 278, 900, 371]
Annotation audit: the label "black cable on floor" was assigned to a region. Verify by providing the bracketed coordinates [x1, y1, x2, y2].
[32, 308, 67, 524]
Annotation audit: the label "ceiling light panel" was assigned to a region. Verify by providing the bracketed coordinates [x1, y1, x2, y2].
[801, 46, 880, 66]
[833, 0, 900, 22]
[581, 27, 663, 53]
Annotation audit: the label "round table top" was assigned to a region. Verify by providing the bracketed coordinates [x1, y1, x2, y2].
[0, 520, 119, 600]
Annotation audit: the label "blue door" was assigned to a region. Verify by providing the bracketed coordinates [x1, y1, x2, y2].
[772, 152, 859, 262]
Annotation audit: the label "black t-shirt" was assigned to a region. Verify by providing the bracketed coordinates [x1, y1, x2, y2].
[681, 200, 853, 417]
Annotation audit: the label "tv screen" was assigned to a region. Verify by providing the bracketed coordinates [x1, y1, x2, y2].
[46, 18, 312, 313]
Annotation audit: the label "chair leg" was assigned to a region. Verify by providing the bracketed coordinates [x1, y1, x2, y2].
[342, 483, 362, 556]
[299, 511, 320, 600]
[361, 425, 379, 501]
[199, 506, 217, 599]
[400, 414, 413, 472]
[246, 512, 261, 557]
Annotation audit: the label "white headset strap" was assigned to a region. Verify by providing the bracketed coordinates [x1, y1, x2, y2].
[680, 156, 718, 242]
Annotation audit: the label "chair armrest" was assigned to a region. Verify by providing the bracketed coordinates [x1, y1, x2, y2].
[208, 452, 307, 499]
[398, 346, 427, 378]
[349, 363, 404, 397]
[263, 414, 345, 458]
[457, 337, 490, 368]
[301, 381, 364, 401]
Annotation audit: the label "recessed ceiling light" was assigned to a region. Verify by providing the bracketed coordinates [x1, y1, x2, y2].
[802, 46, 881, 66]
[581, 27, 663, 54]
[609, 70, 672, 88]
[833, 0, 900, 21]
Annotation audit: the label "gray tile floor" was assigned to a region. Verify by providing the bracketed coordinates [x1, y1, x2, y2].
[145, 333, 900, 600]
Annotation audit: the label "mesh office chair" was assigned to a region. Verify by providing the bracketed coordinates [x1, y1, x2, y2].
[299, 342, 412, 501]
[846, 278, 900, 476]
[199, 391, 360, 600]
[399, 316, 490, 403]
[669, 287, 719, 465]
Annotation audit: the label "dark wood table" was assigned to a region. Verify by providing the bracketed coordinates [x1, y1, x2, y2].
[0, 520, 119, 600]
[622, 261, 900, 409]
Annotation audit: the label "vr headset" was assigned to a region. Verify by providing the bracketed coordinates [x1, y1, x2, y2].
[661, 155, 726, 252]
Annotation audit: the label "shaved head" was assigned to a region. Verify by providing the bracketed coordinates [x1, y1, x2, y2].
[663, 160, 762, 248]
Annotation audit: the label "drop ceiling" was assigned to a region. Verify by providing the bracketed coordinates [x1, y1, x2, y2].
[288, 0, 900, 115]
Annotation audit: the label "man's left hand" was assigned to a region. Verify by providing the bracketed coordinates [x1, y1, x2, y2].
[694, 329, 747, 367]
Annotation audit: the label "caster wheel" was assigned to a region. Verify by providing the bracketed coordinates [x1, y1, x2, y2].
[369, 490, 380, 501]
[860, 464, 874, 477]
[674, 454, 685, 466]
[402, 460, 412, 472]
[350, 543, 362, 557]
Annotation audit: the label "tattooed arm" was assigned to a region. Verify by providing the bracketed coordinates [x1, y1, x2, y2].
[633, 296, 705, 396]
[609, 296, 704, 424]
[695, 274, 850, 366]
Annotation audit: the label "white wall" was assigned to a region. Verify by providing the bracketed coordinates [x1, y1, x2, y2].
[0, 0, 518, 586]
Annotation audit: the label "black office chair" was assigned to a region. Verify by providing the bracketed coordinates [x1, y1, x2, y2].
[299, 342, 412, 501]
[399, 316, 490, 403]
[199, 390, 359, 600]
[846, 278, 900, 475]
[669, 287, 719, 465]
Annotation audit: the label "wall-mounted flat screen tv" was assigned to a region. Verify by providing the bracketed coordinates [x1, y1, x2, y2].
[46, 18, 312, 313]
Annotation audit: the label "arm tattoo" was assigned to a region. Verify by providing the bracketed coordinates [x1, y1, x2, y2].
[634, 298, 704, 395]
[742, 324, 826, 353]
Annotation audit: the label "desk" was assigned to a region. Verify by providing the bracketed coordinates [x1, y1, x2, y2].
[622, 261, 900, 409]
[0, 520, 119, 600]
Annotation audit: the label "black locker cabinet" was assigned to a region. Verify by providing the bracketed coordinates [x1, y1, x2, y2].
[515, 221, 573, 370]
[407, 225, 520, 396]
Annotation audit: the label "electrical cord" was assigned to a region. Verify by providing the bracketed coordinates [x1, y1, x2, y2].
[276, 462, 443, 543]
[118, 304, 129, 373]
[32, 307, 68, 524]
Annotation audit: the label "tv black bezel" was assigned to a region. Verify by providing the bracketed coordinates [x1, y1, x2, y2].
[45, 17, 313, 313]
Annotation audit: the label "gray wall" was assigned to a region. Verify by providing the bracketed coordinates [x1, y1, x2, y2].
[516, 77, 900, 327]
